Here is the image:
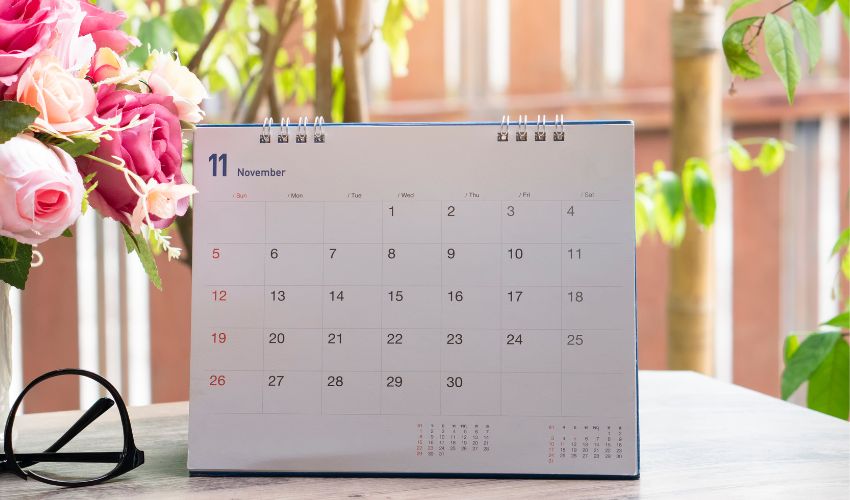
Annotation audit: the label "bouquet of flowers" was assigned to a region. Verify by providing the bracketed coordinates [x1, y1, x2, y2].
[0, 0, 206, 290]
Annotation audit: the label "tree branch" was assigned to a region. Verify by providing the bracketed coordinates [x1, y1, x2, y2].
[338, 0, 368, 122]
[243, 0, 301, 123]
[187, 0, 236, 73]
[315, 0, 337, 119]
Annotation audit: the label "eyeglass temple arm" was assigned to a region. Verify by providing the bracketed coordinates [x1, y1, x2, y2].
[44, 398, 115, 453]
[12, 398, 114, 470]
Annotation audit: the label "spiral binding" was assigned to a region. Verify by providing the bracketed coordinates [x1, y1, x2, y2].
[262, 115, 567, 144]
[498, 114, 566, 143]
[260, 116, 326, 144]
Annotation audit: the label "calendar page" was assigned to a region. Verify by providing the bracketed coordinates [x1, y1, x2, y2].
[188, 121, 639, 478]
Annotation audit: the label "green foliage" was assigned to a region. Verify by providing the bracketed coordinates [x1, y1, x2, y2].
[117, 0, 426, 122]
[726, 0, 761, 20]
[121, 224, 162, 290]
[763, 13, 800, 104]
[791, 3, 821, 71]
[781, 332, 841, 400]
[0, 101, 39, 144]
[0, 237, 33, 290]
[636, 138, 787, 246]
[784, 335, 800, 362]
[682, 158, 716, 226]
[800, 0, 837, 15]
[728, 140, 752, 170]
[382, 0, 428, 77]
[832, 228, 850, 256]
[753, 138, 785, 174]
[822, 312, 850, 329]
[54, 138, 100, 157]
[128, 17, 173, 65]
[173, 7, 205, 44]
[724, 0, 848, 102]
[723, 17, 763, 79]
[807, 338, 849, 419]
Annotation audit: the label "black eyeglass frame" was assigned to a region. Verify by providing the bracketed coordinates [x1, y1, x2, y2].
[2, 368, 144, 487]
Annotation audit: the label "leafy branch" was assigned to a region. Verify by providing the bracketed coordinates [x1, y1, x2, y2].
[635, 138, 787, 246]
[723, 0, 848, 102]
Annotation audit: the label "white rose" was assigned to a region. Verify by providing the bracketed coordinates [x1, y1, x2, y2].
[142, 51, 208, 124]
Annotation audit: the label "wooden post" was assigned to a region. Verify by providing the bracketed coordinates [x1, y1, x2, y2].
[315, 0, 337, 119]
[339, 0, 368, 122]
[667, 0, 723, 374]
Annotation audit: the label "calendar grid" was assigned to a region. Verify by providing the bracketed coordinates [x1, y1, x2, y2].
[560, 201, 564, 415]
[378, 202, 384, 414]
[438, 201, 443, 415]
[261, 202, 267, 413]
[498, 202, 503, 416]
[320, 201, 325, 415]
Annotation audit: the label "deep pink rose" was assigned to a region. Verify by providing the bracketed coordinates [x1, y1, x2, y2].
[0, 0, 61, 86]
[78, 0, 138, 53]
[77, 86, 187, 229]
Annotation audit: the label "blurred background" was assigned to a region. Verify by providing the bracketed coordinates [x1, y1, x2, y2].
[8, 0, 849, 413]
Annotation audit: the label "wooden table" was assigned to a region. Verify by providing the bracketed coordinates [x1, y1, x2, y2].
[2, 371, 848, 499]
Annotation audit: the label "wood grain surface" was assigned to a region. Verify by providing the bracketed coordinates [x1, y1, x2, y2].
[2, 371, 847, 499]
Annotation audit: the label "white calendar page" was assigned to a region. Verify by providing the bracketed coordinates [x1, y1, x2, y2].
[188, 121, 639, 478]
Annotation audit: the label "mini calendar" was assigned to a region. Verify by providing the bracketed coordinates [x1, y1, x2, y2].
[188, 118, 639, 478]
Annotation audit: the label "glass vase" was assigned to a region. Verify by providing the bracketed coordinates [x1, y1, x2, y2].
[0, 282, 12, 443]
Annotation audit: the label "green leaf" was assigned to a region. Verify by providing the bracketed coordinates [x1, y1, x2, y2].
[382, 0, 416, 76]
[255, 5, 278, 35]
[635, 191, 654, 244]
[0, 101, 39, 144]
[121, 224, 162, 290]
[54, 138, 99, 157]
[801, 0, 837, 15]
[839, 0, 849, 18]
[831, 228, 849, 256]
[807, 338, 849, 419]
[781, 332, 841, 400]
[763, 13, 801, 104]
[726, 0, 761, 20]
[792, 3, 822, 72]
[657, 170, 683, 217]
[722, 17, 763, 79]
[405, 0, 429, 19]
[821, 311, 850, 329]
[729, 141, 753, 171]
[61, 228, 73, 238]
[653, 169, 686, 245]
[128, 18, 174, 66]
[753, 138, 785, 174]
[0, 236, 33, 290]
[843, 250, 850, 280]
[784, 335, 801, 362]
[688, 165, 716, 226]
[172, 7, 205, 44]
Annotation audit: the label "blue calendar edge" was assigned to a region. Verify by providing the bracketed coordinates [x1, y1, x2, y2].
[197, 120, 634, 127]
[188, 471, 640, 479]
[189, 118, 642, 480]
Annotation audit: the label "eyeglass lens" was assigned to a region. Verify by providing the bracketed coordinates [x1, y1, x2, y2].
[9, 374, 125, 483]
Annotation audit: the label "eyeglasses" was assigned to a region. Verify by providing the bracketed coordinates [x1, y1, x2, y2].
[1, 369, 144, 487]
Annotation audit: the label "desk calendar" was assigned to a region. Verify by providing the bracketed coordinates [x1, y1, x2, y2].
[188, 118, 639, 478]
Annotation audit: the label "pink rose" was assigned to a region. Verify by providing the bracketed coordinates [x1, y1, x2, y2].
[78, 0, 139, 54]
[16, 55, 96, 134]
[0, 0, 62, 86]
[0, 134, 84, 245]
[142, 51, 208, 123]
[77, 86, 188, 229]
[88, 47, 136, 84]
